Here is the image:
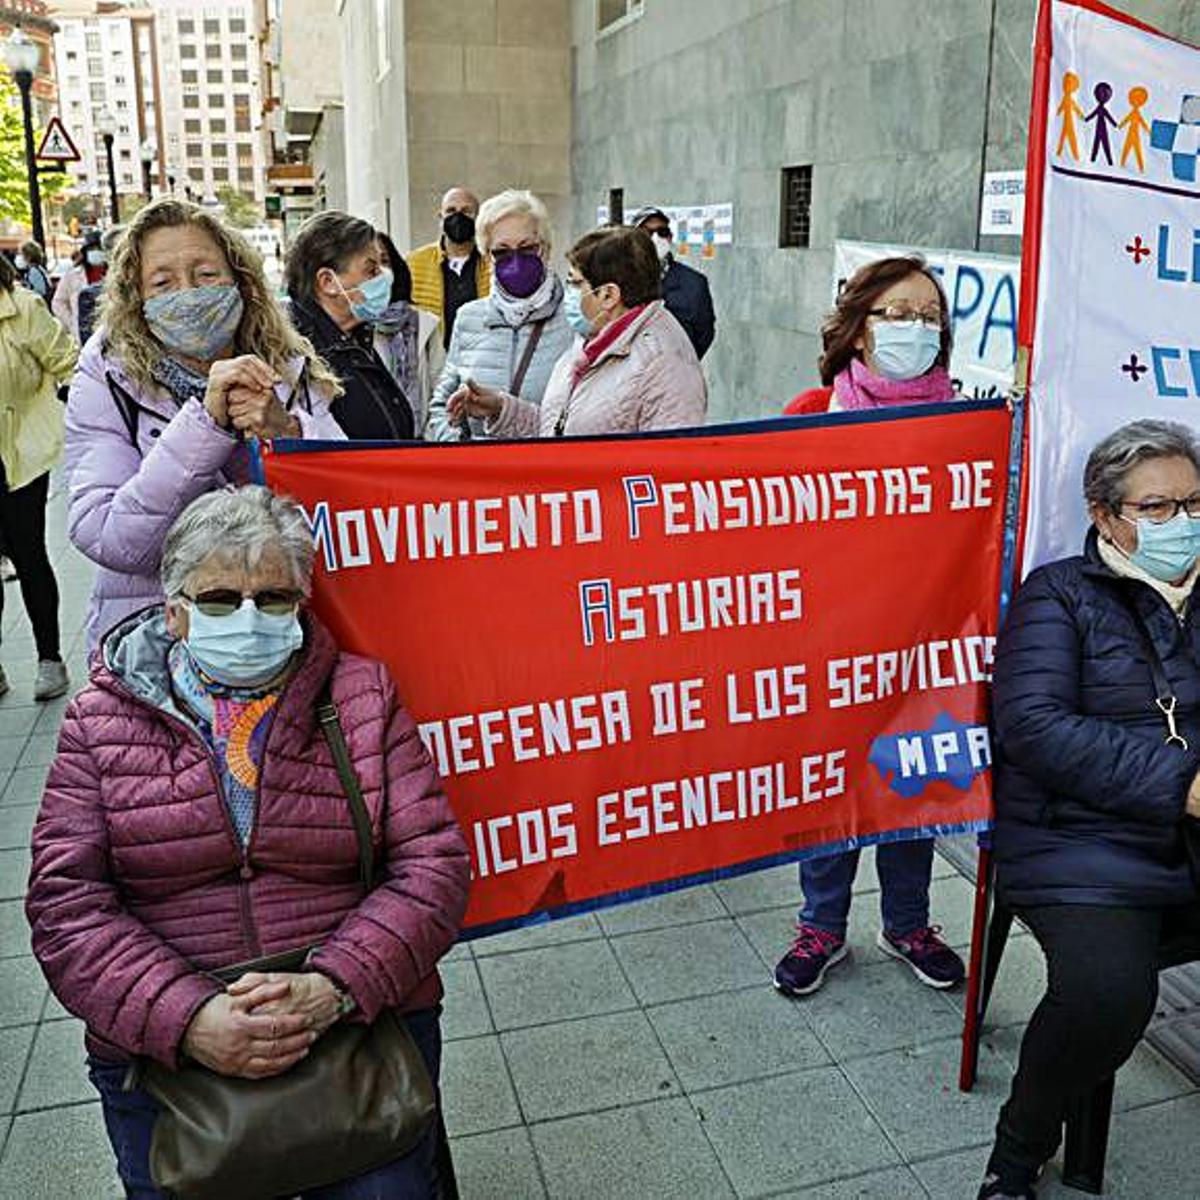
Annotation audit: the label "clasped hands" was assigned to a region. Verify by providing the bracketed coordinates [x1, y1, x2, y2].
[446, 377, 504, 427]
[181, 971, 343, 1080]
[203, 355, 300, 440]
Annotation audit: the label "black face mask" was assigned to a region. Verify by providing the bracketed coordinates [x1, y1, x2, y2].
[442, 211, 476, 245]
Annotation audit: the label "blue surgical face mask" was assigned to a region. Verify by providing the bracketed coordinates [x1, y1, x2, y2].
[563, 283, 594, 339]
[339, 269, 394, 323]
[870, 320, 942, 381]
[182, 598, 303, 688]
[144, 284, 244, 362]
[1119, 510, 1200, 583]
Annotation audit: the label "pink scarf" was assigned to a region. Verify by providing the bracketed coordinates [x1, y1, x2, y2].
[831, 359, 954, 411]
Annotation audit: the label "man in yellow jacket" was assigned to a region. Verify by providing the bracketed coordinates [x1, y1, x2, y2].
[406, 186, 491, 350]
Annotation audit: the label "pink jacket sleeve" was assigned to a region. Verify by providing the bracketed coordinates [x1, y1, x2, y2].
[26, 702, 223, 1068]
[65, 348, 238, 577]
[635, 344, 708, 431]
[310, 675, 471, 1020]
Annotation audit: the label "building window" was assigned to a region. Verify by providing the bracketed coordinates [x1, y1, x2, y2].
[89, 82, 105, 103]
[231, 43, 247, 61]
[230, 18, 245, 33]
[186, 142, 203, 158]
[233, 93, 249, 109]
[598, 0, 644, 34]
[181, 69, 198, 83]
[779, 165, 813, 249]
[210, 94, 225, 107]
[238, 168, 253, 186]
[235, 111, 250, 133]
[85, 31, 101, 52]
[87, 56, 103, 76]
[210, 118, 226, 133]
[607, 187, 624, 226]
[178, 19, 194, 34]
[183, 94, 200, 109]
[204, 19, 220, 34]
[213, 167, 228, 182]
[211, 142, 227, 158]
[207, 69, 223, 83]
[232, 69, 248, 83]
[185, 119, 201, 133]
[180, 44, 196, 58]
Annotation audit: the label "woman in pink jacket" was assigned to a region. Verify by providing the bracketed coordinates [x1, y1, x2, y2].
[446, 224, 707, 437]
[65, 198, 345, 651]
[26, 486, 470, 1198]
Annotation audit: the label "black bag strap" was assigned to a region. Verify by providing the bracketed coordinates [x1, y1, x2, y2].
[1121, 593, 1190, 750]
[106, 372, 142, 450]
[315, 685, 379, 892]
[509, 319, 546, 397]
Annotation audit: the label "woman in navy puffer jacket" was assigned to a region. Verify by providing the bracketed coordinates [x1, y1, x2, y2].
[979, 420, 1200, 1200]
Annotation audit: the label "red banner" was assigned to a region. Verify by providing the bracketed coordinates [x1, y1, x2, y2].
[262, 405, 1010, 935]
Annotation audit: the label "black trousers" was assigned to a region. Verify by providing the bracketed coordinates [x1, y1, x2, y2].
[987, 900, 1200, 1182]
[0, 471, 60, 661]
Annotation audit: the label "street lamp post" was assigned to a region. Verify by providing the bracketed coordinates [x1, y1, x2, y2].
[3, 29, 45, 248]
[140, 139, 155, 200]
[96, 108, 119, 224]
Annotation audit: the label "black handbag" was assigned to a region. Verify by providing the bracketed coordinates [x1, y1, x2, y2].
[130, 688, 436, 1200]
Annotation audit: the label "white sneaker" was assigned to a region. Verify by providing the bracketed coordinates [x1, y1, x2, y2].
[34, 660, 68, 701]
[0, 557, 16, 582]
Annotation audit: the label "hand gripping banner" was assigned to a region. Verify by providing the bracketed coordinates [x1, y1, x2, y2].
[261, 404, 1011, 936]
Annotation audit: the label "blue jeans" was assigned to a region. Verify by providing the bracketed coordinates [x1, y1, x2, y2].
[799, 839, 935, 938]
[88, 1008, 444, 1200]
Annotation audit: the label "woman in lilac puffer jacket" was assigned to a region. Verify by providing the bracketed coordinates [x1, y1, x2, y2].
[26, 486, 470, 1199]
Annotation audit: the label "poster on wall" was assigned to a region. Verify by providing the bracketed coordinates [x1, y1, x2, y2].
[979, 170, 1027, 237]
[1021, 0, 1200, 569]
[262, 406, 1009, 935]
[835, 239, 1020, 400]
[595, 202, 735, 257]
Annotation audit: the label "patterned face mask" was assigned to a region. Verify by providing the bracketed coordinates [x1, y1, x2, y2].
[143, 283, 244, 361]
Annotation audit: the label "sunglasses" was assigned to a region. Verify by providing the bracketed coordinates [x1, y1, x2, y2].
[490, 244, 541, 262]
[183, 588, 303, 618]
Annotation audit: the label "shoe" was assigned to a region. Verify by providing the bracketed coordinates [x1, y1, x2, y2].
[773, 923, 848, 995]
[977, 1172, 1037, 1199]
[0, 664, 9, 698]
[878, 925, 965, 988]
[34, 660, 68, 701]
[0, 557, 15, 582]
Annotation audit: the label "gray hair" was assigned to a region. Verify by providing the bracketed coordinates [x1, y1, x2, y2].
[160, 486, 315, 599]
[475, 189, 553, 257]
[1084, 420, 1200, 512]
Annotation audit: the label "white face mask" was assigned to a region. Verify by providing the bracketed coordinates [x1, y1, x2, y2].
[14, 254, 26, 270]
[651, 233, 672, 262]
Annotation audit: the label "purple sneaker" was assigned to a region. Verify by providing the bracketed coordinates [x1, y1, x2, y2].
[878, 925, 965, 989]
[773, 923, 848, 996]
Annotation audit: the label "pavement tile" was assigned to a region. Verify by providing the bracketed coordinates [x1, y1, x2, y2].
[594, 882, 727, 935]
[438, 958, 493, 1042]
[646, 984, 829, 1091]
[0, 765, 49, 809]
[712, 861, 803, 915]
[0, 899, 31, 958]
[0, 1025, 34, 1114]
[913, 1146, 1088, 1200]
[470, 913, 604, 958]
[531, 1098, 734, 1200]
[609, 918, 764, 1006]
[15, 737, 59, 771]
[841, 1036, 1010, 1159]
[788, 957, 964, 1061]
[0, 848, 30, 901]
[0, 956, 46, 1028]
[501, 1010, 678, 1122]
[0, 710, 39, 744]
[0, 1101, 122, 1200]
[0, 803, 36, 852]
[450, 1127, 546, 1200]
[477, 938, 636, 1032]
[735, 902, 801, 967]
[842, 871, 976, 965]
[16, 1020, 91, 1111]
[0, 738, 29, 772]
[694, 1064, 899, 1195]
[440, 1034, 523, 1137]
[944, 933, 1047, 1030]
[778, 1164, 931, 1198]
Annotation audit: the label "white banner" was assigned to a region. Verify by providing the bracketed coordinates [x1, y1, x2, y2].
[1025, 0, 1200, 568]
[834, 239, 1019, 400]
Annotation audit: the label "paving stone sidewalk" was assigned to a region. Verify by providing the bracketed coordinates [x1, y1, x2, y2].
[1, 491, 1196, 1199]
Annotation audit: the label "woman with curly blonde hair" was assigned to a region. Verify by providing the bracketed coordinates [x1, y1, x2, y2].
[65, 198, 345, 649]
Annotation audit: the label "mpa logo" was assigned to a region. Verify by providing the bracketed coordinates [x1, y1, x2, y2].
[868, 712, 991, 798]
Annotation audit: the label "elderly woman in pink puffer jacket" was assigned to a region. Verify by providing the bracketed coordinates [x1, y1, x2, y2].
[26, 485, 469, 1199]
[446, 224, 707, 438]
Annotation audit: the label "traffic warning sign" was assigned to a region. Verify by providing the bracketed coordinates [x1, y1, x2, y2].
[36, 117, 81, 164]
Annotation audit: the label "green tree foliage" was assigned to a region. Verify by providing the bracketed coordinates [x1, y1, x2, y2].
[216, 185, 261, 228]
[0, 72, 70, 230]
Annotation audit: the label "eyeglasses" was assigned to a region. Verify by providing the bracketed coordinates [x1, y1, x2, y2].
[490, 244, 541, 263]
[868, 304, 944, 330]
[1118, 495, 1200, 524]
[183, 588, 303, 617]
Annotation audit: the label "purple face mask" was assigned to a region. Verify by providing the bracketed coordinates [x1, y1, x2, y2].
[494, 250, 546, 299]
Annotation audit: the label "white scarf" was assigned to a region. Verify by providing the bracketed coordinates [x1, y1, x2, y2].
[490, 271, 561, 329]
[1097, 533, 1200, 617]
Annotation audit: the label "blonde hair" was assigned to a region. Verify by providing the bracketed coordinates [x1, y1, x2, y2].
[99, 198, 341, 396]
[475, 189, 553, 257]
